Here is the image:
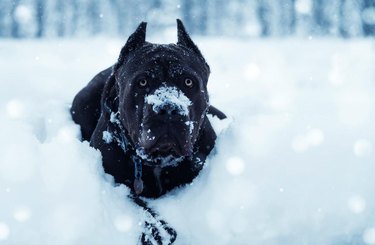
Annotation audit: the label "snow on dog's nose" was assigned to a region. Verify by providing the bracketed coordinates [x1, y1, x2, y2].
[145, 85, 192, 116]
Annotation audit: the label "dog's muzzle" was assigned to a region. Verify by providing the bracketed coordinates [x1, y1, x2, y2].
[140, 105, 192, 157]
[139, 86, 194, 159]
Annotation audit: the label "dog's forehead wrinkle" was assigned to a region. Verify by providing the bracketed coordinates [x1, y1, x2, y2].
[120, 42, 210, 81]
[132, 44, 198, 64]
[123, 47, 209, 83]
[168, 63, 184, 78]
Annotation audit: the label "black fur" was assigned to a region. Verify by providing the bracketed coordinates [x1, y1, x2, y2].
[71, 19, 226, 199]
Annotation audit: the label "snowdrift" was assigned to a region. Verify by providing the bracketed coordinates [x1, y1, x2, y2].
[1, 37, 375, 244]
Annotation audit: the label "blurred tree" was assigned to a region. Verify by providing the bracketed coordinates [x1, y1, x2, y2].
[339, 0, 347, 37]
[0, 0, 374, 38]
[197, 0, 208, 35]
[313, 0, 331, 35]
[35, 0, 45, 38]
[56, 0, 66, 37]
[361, 0, 375, 36]
[257, 0, 271, 37]
[211, 0, 225, 35]
[70, 0, 80, 36]
[110, 0, 127, 35]
[181, 0, 208, 35]
[341, 0, 363, 37]
[0, 1, 7, 37]
[280, 0, 296, 35]
[88, 0, 101, 35]
[181, 0, 193, 33]
[10, 0, 21, 38]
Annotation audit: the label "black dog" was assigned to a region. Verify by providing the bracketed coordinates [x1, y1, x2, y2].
[71, 19, 226, 244]
[71, 19, 225, 199]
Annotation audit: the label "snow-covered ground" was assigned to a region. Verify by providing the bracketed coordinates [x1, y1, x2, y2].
[1, 37, 375, 245]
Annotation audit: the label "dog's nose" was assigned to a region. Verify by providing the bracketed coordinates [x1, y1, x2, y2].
[157, 104, 178, 116]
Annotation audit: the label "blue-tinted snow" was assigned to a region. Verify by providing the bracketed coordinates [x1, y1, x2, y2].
[0, 37, 375, 244]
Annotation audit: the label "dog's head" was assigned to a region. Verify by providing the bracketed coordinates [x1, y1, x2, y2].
[106, 20, 211, 163]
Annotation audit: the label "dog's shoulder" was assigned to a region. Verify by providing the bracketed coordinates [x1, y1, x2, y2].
[71, 66, 113, 141]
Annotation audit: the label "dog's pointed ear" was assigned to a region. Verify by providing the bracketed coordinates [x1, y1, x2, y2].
[124, 22, 147, 53]
[114, 22, 147, 72]
[177, 19, 203, 57]
[177, 19, 210, 76]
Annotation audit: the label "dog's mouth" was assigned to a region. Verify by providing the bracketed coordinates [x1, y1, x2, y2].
[137, 123, 194, 165]
[145, 132, 191, 155]
[148, 134, 179, 154]
[135, 140, 187, 168]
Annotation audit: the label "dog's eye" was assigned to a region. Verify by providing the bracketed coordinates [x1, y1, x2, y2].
[184, 78, 194, 88]
[138, 79, 148, 87]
